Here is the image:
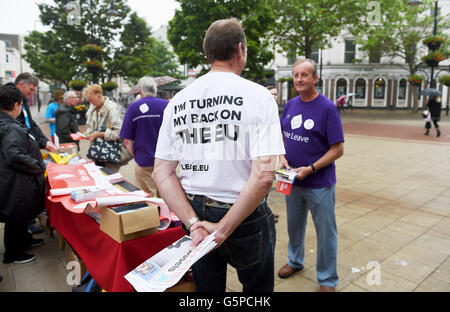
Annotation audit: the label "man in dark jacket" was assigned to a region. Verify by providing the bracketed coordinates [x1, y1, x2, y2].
[5, 73, 57, 152]
[0, 85, 46, 264]
[55, 90, 79, 149]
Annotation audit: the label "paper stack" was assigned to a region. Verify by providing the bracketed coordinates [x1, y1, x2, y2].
[125, 232, 217, 292]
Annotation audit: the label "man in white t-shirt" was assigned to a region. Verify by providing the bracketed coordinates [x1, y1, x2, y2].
[153, 18, 285, 292]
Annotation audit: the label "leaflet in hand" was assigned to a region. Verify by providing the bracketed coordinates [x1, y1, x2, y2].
[125, 232, 217, 292]
[70, 131, 89, 141]
[275, 168, 297, 184]
[275, 168, 297, 195]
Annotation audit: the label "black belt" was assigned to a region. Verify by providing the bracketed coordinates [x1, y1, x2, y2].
[185, 193, 233, 209]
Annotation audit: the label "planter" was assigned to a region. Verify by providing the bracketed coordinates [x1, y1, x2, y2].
[86, 65, 102, 73]
[423, 36, 446, 51]
[438, 75, 450, 87]
[82, 44, 103, 58]
[426, 42, 442, 51]
[72, 85, 84, 91]
[69, 80, 87, 91]
[86, 50, 101, 58]
[408, 75, 424, 87]
[426, 59, 440, 67]
[102, 81, 118, 92]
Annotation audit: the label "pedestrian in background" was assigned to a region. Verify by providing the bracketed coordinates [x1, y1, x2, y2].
[120, 76, 168, 197]
[45, 89, 65, 144]
[153, 18, 285, 292]
[278, 58, 344, 292]
[424, 95, 442, 137]
[0, 85, 46, 264]
[55, 90, 79, 149]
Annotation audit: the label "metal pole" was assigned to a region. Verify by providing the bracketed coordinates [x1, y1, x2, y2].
[430, 1, 438, 88]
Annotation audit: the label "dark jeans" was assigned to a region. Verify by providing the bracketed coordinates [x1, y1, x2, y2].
[4, 222, 32, 260]
[186, 196, 276, 292]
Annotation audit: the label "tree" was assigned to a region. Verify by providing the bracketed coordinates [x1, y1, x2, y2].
[350, 0, 450, 111]
[167, 0, 276, 78]
[23, 0, 180, 87]
[268, 0, 370, 58]
[113, 13, 182, 85]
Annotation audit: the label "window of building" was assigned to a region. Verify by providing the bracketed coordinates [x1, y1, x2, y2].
[287, 47, 297, 65]
[344, 40, 356, 63]
[355, 79, 366, 99]
[310, 48, 319, 64]
[398, 79, 407, 100]
[374, 78, 386, 99]
[336, 78, 347, 98]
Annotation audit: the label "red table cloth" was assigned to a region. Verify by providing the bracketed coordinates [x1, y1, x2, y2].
[46, 199, 185, 292]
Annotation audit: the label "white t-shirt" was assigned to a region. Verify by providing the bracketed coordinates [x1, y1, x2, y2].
[155, 72, 285, 203]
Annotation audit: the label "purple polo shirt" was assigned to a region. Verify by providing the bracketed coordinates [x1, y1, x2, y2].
[280, 94, 344, 188]
[120, 96, 168, 167]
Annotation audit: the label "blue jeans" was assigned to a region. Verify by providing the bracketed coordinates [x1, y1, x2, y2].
[285, 185, 339, 287]
[186, 196, 276, 292]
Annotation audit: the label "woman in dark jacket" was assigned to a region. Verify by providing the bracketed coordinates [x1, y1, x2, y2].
[0, 85, 46, 264]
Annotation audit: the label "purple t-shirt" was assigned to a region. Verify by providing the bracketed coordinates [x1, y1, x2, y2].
[280, 94, 344, 188]
[120, 96, 168, 167]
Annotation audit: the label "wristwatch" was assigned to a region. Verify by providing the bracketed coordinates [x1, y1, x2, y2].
[310, 164, 317, 173]
[185, 216, 200, 231]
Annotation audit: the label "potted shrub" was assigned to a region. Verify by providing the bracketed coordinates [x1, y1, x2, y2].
[422, 35, 446, 50]
[81, 44, 104, 58]
[438, 74, 450, 87]
[422, 51, 446, 67]
[83, 59, 104, 73]
[408, 74, 424, 87]
[102, 81, 118, 92]
[69, 79, 87, 91]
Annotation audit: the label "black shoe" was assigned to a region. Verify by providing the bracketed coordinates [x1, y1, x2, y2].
[28, 224, 44, 235]
[424, 130, 430, 135]
[28, 238, 44, 248]
[3, 253, 36, 264]
[437, 130, 441, 137]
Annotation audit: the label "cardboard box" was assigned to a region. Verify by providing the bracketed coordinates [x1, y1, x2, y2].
[65, 241, 87, 281]
[58, 142, 78, 154]
[38, 213, 53, 238]
[100, 203, 160, 243]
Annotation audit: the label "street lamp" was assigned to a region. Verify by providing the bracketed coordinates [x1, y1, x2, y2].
[107, 0, 120, 17]
[409, 0, 449, 114]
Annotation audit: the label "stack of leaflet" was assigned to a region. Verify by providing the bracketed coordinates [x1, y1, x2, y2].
[125, 232, 217, 292]
[275, 168, 298, 195]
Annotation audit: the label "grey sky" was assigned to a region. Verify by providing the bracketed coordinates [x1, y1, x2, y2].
[0, 0, 180, 35]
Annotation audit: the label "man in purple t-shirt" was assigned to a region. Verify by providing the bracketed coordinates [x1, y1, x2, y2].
[277, 59, 344, 292]
[120, 77, 168, 196]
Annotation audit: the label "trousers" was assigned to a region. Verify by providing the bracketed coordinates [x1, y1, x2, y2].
[187, 196, 276, 292]
[285, 184, 339, 287]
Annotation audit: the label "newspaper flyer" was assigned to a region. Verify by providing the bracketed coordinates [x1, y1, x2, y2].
[125, 232, 217, 292]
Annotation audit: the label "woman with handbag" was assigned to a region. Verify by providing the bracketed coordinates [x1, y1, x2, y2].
[0, 85, 46, 264]
[84, 84, 131, 172]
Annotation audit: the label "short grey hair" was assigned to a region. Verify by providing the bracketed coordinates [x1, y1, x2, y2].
[137, 76, 157, 97]
[64, 90, 77, 101]
[292, 58, 318, 76]
[15, 72, 39, 86]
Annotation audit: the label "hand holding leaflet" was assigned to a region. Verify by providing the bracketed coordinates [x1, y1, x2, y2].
[125, 232, 217, 292]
